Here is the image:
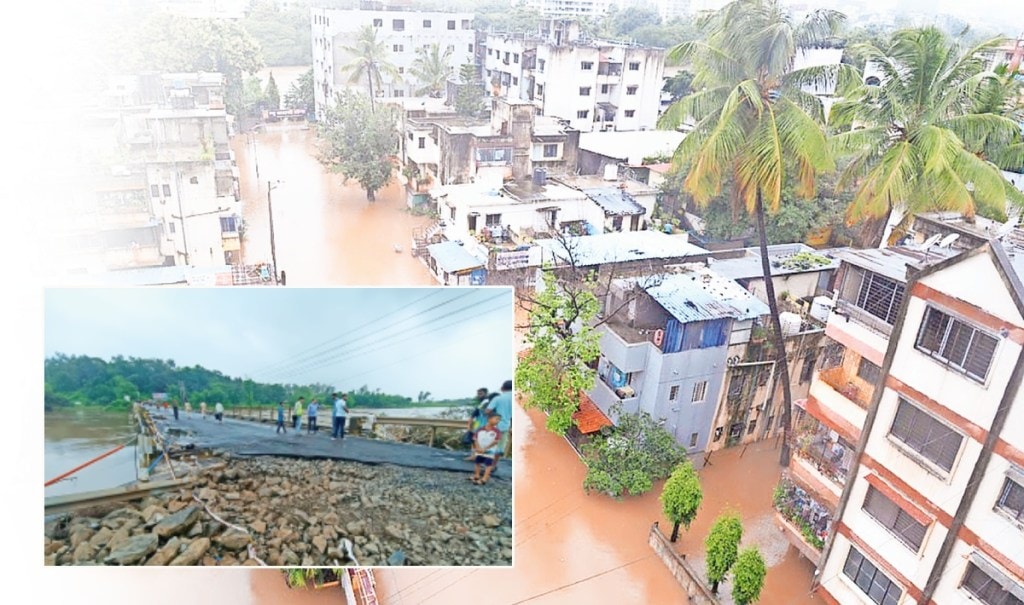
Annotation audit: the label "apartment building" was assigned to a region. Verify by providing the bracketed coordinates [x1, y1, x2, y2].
[521, 0, 616, 18]
[51, 73, 242, 276]
[485, 19, 666, 132]
[771, 239, 1024, 605]
[311, 7, 476, 119]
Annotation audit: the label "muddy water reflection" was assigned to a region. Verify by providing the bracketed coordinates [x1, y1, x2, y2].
[232, 124, 436, 286]
[44, 409, 137, 497]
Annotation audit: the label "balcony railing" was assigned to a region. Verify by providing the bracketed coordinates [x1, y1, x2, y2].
[773, 478, 831, 552]
[793, 419, 855, 487]
[817, 366, 873, 409]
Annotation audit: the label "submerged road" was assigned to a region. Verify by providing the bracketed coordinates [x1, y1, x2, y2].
[153, 412, 511, 478]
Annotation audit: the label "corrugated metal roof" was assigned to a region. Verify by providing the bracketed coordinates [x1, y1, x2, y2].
[426, 240, 486, 273]
[645, 269, 770, 323]
[584, 187, 645, 216]
[710, 245, 841, 281]
[535, 231, 708, 267]
[832, 246, 960, 282]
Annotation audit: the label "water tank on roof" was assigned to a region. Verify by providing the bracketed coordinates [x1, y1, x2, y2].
[779, 312, 802, 337]
[810, 296, 835, 324]
[603, 164, 618, 180]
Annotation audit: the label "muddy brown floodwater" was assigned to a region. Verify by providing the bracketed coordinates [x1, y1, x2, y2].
[232, 123, 437, 286]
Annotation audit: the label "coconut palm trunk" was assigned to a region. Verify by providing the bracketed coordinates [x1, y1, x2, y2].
[367, 70, 376, 114]
[755, 189, 795, 465]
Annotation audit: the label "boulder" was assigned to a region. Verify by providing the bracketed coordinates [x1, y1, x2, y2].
[169, 537, 210, 566]
[153, 506, 200, 539]
[105, 533, 159, 565]
[249, 520, 267, 534]
[214, 529, 251, 551]
[482, 515, 501, 528]
[69, 527, 95, 549]
[312, 536, 327, 554]
[144, 537, 182, 566]
[88, 527, 114, 549]
[167, 499, 190, 513]
[141, 505, 168, 523]
[72, 541, 96, 564]
[106, 527, 132, 551]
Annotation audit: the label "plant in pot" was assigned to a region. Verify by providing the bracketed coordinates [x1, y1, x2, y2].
[284, 567, 345, 589]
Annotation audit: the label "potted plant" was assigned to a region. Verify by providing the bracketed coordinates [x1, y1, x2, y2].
[284, 568, 344, 589]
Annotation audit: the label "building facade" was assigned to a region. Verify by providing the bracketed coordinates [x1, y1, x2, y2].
[521, 0, 616, 18]
[311, 7, 476, 119]
[484, 19, 666, 132]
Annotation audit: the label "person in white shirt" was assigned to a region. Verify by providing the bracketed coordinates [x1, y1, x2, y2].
[215, 402, 225, 422]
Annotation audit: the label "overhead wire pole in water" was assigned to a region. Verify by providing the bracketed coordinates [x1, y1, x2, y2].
[268, 180, 280, 284]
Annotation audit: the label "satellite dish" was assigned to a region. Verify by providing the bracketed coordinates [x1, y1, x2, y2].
[920, 234, 942, 250]
[995, 219, 1018, 240]
[938, 233, 960, 248]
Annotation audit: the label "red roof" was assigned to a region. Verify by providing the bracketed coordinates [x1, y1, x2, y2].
[645, 162, 674, 174]
[573, 391, 613, 434]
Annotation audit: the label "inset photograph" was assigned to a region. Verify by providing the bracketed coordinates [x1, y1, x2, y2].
[44, 287, 514, 567]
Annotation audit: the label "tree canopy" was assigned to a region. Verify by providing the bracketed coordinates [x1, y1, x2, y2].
[265, 72, 281, 111]
[242, 0, 312, 67]
[732, 547, 768, 605]
[581, 405, 689, 497]
[285, 68, 315, 111]
[340, 24, 401, 111]
[317, 90, 398, 201]
[44, 354, 469, 410]
[705, 512, 744, 593]
[411, 43, 454, 97]
[661, 461, 703, 541]
[454, 63, 487, 118]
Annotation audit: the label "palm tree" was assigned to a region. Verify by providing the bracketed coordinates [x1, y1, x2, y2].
[659, 0, 848, 467]
[411, 43, 454, 97]
[830, 27, 1024, 245]
[339, 24, 402, 112]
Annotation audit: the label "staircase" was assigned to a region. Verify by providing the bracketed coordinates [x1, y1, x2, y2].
[411, 220, 445, 258]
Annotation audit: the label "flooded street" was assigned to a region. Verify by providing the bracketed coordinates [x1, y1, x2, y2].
[44, 409, 137, 497]
[232, 124, 437, 286]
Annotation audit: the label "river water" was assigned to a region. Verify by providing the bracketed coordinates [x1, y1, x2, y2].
[44, 408, 138, 498]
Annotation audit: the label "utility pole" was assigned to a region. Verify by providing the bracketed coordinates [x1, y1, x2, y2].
[173, 162, 191, 266]
[268, 180, 279, 284]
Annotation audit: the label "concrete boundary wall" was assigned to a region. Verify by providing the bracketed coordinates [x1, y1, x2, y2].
[648, 522, 720, 605]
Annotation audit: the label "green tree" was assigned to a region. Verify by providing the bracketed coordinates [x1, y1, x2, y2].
[604, 5, 663, 38]
[454, 63, 486, 118]
[705, 513, 743, 593]
[411, 43, 454, 97]
[658, 0, 847, 466]
[265, 72, 281, 111]
[662, 70, 694, 104]
[241, 75, 267, 117]
[340, 24, 402, 113]
[515, 269, 601, 435]
[581, 405, 689, 497]
[830, 26, 1024, 244]
[732, 547, 768, 605]
[661, 461, 703, 542]
[284, 68, 315, 111]
[317, 90, 398, 201]
[242, 0, 311, 67]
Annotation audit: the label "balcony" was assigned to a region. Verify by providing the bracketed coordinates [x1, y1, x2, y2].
[817, 366, 874, 409]
[590, 375, 640, 417]
[807, 379, 868, 444]
[791, 417, 856, 506]
[825, 310, 888, 366]
[773, 477, 832, 565]
[834, 298, 895, 337]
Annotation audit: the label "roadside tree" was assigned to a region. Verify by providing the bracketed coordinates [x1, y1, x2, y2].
[705, 512, 743, 593]
[582, 406, 688, 497]
[317, 91, 398, 202]
[732, 547, 768, 605]
[660, 461, 703, 541]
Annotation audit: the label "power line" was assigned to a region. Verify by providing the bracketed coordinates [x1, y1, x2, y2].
[507, 554, 655, 605]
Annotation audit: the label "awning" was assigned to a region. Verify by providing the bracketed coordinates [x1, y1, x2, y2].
[426, 240, 486, 274]
[969, 553, 1024, 601]
[573, 391, 613, 435]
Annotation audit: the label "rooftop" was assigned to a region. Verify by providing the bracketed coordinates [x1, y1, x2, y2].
[535, 230, 708, 268]
[426, 240, 486, 274]
[642, 267, 771, 324]
[583, 188, 645, 216]
[578, 130, 685, 166]
[557, 174, 658, 196]
[833, 245, 961, 282]
[574, 391, 613, 434]
[59, 265, 236, 287]
[709, 244, 841, 282]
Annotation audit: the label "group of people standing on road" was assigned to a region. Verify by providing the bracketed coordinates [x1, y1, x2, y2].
[167, 400, 223, 422]
[465, 380, 513, 486]
[276, 393, 350, 440]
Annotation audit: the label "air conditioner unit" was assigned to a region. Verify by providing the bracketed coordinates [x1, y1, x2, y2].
[615, 386, 635, 398]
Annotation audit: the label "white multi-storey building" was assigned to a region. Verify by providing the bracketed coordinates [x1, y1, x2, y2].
[485, 20, 665, 132]
[311, 7, 476, 119]
[771, 235, 1024, 605]
[522, 0, 615, 18]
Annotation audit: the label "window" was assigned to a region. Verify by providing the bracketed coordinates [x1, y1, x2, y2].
[577, 110, 589, 119]
[820, 342, 846, 369]
[373, 18, 382, 27]
[747, 419, 757, 435]
[393, 44, 404, 52]
[423, 44, 431, 51]
[448, 20, 456, 30]
[417, 137, 425, 149]
[916, 306, 998, 382]
[714, 427, 724, 441]
[600, 84, 609, 93]
[162, 184, 171, 196]
[543, 143, 558, 158]
[843, 547, 903, 605]
[579, 87, 591, 96]
[168, 222, 176, 234]
[461, 19, 470, 29]
[189, 176, 199, 184]
[513, 53, 519, 63]
[961, 561, 1024, 605]
[669, 385, 679, 400]
[407, 132, 414, 140]
[627, 85, 638, 95]
[692, 381, 707, 402]
[512, 77, 518, 85]
[392, 19, 404, 31]
[689, 432, 699, 447]
[890, 397, 964, 473]
[398, 66, 404, 74]
[538, 59, 545, 72]
[468, 44, 473, 53]
[219, 216, 238, 233]
[581, 61, 593, 70]
[447, 44, 455, 53]
[852, 269, 905, 325]
[858, 358, 883, 384]
[150, 185, 159, 197]
[729, 423, 743, 440]
[488, 49, 493, 56]
[536, 84, 544, 96]
[625, 110, 635, 117]
[485, 213, 501, 227]
[862, 485, 927, 550]
[423, 19, 431, 28]
[504, 51, 510, 62]
[393, 90, 405, 97]
[629, 62, 641, 70]
[997, 477, 1024, 521]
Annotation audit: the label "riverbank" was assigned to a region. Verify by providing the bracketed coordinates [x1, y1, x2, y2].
[44, 454, 512, 567]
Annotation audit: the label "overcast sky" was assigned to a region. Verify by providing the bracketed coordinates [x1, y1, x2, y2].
[44, 287, 514, 400]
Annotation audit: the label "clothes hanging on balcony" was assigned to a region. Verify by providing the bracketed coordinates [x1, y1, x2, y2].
[609, 366, 627, 389]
